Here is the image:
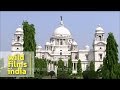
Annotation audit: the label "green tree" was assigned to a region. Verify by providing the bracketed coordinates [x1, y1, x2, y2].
[96, 65, 103, 79]
[48, 71, 55, 79]
[58, 59, 64, 70]
[83, 61, 97, 79]
[90, 61, 95, 71]
[57, 59, 64, 79]
[101, 57, 110, 79]
[54, 61, 57, 66]
[68, 58, 72, 75]
[102, 32, 119, 79]
[34, 58, 47, 79]
[116, 63, 120, 78]
[22, 21, 36, 56]
[57, 59, 69, 79]
[34, 58, 42, 79]
[83, 70, 97, 79]
[77, 59, 82, 78]
[22, 21, 36, 79]
[0, 58, 4, 68]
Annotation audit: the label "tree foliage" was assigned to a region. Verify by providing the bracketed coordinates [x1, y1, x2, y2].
[22, 21, 36, 56]
[34, 58, 47, 79]
[57, 59, 64, 79]
[22, 21, 37, 79]
[57, 59, 69, 79]
[89, 61, 95, 71]
[96, 65, 102, 79]
[48, 71, 55, 79]
[67, 58, 72, 75]
[102, 32, 119, 79]
[83, 61, 97, 79]
[77, 59, 82, 78]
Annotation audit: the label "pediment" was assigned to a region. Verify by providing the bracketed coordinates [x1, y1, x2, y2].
[96, 42, 105, 46]
[13, 43, 22, 46]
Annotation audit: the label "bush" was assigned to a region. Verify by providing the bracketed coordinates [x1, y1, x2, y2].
[48, 71, 55, 78]
[83, 70, 97, 79]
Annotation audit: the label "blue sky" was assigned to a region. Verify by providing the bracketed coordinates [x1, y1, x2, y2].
[0, 11, 120, 60]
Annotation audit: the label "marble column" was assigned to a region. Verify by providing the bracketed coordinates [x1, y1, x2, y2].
[72, 62, 74, 70]
[58, 39, 60, 45]
[50, 63, 51, 71]
[74, 63, 76, 70]
[48, 63, 50, 72]
[52, 64, 54, 71]
[75, 63, 77, 71]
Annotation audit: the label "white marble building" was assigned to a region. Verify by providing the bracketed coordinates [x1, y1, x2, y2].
[11, 17, 106, 74]
[11, 26, 24, 55]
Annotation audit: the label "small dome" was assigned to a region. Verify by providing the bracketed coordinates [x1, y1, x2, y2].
[72, 41, 77, 45]
[85, 45, 90, 50]
[96, 24, 104, 31]
[37, 45, 42, 49]
[16, 26, 23, 32]
[46, 42, 51, 45]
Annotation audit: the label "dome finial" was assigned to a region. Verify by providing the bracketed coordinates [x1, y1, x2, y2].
[18, 25, 21, 28]
[98, 24, 101, 27]
[60, 16, 62, 21]
[96, 24, 104, 31]
[60, 16, 64, 26]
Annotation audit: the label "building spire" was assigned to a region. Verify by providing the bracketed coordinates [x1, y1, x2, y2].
[97, 24, 101, 27]
[60, 16, 64, 26]
[19, 25, 21, 27]
[60, 16, 62, 21]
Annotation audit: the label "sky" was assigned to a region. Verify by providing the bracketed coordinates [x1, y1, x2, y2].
[0, 11, 120, 60]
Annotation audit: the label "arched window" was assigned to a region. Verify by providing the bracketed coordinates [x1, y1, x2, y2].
[86, 65, 89, 70]
[85, 54, 88, 60]
[74, 46, 76, 50]
[74, 63, 76, 70]
[60, 52, 62, 55]
[60, 40, 62, 45]
[99, 54, 102, 59]
[75, 55, 78, 59]
[17, 36, 20, 41]
[42, 55, 44, 59]
[52, 39, 54, 43]
[99, 36, 101, 41]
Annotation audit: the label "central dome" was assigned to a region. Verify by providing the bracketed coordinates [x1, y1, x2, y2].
[53, 16, 71, 36]
[54, 26, 71, 36]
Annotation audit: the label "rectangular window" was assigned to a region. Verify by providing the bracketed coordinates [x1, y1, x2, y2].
[53, 64, 55, 70]
[57, 39, 59, 45]
[99, 54, 102, 59]
[75, 55, 78, 59]
[60, 39, 62, 45]
[74, 63, 76, 70]
[64, 62, 67, 66]
[60, 52, 62, 55]
[85, 54, 88, 60]
[42, 55, 44, 59]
